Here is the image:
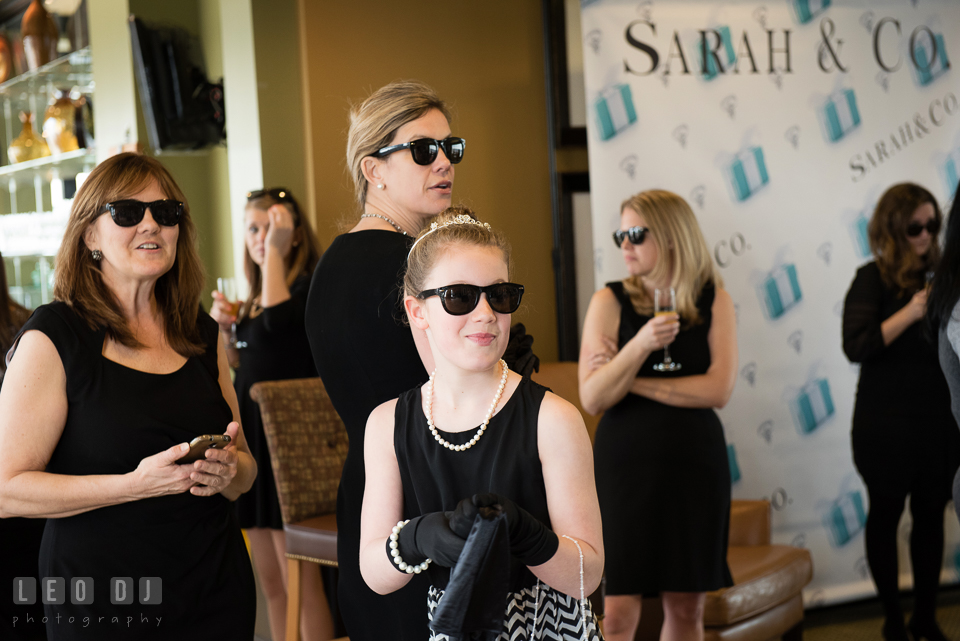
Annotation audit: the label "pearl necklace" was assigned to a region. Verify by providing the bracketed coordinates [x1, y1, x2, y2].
[426, 359, 508, 452]
[360, 213, 409, 236]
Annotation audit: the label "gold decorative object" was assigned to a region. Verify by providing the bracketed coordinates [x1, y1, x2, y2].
[0, 34, 13, 83]
[42, 89, 79, 154]
[21, 0, 58, 70]
[8, 112, 51, 163]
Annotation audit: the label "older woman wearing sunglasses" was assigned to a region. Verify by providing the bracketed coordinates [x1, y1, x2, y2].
[0, 153, 257, 640]
[842, 182, 959, 641]
[305, 80, 463, 641]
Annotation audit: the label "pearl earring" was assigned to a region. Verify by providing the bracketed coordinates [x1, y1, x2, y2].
[377, 184, 384, 190]
[91, 249, 102, 261]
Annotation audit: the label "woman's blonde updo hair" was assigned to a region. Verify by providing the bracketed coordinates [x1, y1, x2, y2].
[404, 205, 511, 298]
[621, 189, 722, 326]
[346, 80, 450, 210]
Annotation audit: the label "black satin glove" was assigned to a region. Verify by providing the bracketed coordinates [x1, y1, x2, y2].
[387, 512, 468, 570]
[472, 492, 559, 566]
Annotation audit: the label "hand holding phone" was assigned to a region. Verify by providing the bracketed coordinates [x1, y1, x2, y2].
[176, 434, 231, 464]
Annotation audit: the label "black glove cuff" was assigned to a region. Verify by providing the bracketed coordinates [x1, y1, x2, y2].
[517, 528, 559, 567]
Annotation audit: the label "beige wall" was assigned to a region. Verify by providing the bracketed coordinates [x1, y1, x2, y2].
[299, 2, 559, 361]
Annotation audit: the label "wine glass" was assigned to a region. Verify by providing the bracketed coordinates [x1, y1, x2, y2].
[653, 287, 681, 372]
[217, 277, 239, 347]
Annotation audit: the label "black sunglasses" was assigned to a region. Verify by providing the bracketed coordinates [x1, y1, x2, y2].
[906, 219, 940, 238]
[613, 226, 649, 248]
[372, 137, 465, 166]
[247, 187, 293, 203]
[418, 282, 524, 316]
[102, 200, 183, 227]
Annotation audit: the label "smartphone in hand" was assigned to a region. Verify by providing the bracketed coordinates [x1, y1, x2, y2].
[177, 434, 231, 464]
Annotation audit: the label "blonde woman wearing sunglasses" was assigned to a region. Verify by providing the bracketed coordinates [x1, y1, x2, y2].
[305, 80, 463, 641]
[579, 189, 737, 641]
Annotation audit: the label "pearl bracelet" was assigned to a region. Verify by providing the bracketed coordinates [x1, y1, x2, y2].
[388, 520, 431, 574]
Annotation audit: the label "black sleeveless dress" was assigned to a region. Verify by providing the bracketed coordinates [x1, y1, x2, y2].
[594, 282, 733, 595]
[395, 376, 602, 640]
[16, 302, 256, 640]
[306, 230, 429, 641]
[235, 274, 316, 530]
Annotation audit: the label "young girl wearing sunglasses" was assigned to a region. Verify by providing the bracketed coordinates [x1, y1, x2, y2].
[579, 190, 737, 641]
[842, 182, 958, 641]
[359, 207, 603, 640]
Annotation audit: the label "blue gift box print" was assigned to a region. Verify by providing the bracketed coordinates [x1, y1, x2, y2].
[852, 214, 871, 258]
[791, 0, 831, 25]
[822, 89, 861, 143]
[823, 490, 866, 547]
[594, 84, 637, 141]
[913, 32, 950, 87]
[760, 263, 801, 319]
[702, 26, 736, 80]
[729, 147, 769, 202]
[790, 378, 835, 434]
[727, 443, 741, 484]
[945, 151, 960, 197]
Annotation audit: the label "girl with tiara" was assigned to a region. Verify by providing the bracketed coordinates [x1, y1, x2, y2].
[358, 207, 604, 640]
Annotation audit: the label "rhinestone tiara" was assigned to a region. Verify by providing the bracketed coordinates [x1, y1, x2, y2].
[408, 214, 492, 256]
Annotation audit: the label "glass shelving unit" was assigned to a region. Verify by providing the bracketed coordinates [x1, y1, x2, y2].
[0, 46, 94, 307]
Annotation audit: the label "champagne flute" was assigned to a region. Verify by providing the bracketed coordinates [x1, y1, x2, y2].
[653, 287, 681, 372]
[217, 277, 239, 347]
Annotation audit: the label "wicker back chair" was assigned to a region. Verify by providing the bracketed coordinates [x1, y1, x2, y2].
[250, 377, 349, 641]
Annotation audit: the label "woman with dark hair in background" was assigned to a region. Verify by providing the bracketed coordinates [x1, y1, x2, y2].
[843, 182, 959, 641]
[211, 187, 331, 640]
[927, 191, 960, 521]
[0, 252, 43, 641]
[0, 152, 257, 640]
[305, 80, 461, 641]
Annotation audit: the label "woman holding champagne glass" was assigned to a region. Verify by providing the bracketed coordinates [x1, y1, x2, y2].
[211, 188, 331, 641]
[578, 189, 737, 641]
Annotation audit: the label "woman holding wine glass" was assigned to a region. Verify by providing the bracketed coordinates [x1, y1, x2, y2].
[578, 189, 737, 641]
[210, 188, 331, 641]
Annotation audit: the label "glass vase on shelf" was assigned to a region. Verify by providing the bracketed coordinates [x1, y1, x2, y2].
[8, 111, 50, 164]
[21, 0, 59, 70]
[42, 88, 80, 154]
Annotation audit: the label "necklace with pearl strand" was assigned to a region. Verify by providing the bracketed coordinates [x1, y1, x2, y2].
[426, 359, 509, 452]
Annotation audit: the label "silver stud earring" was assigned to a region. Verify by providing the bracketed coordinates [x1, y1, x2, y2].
[91, 249, 102, 261]
[377, 183, 384, 190]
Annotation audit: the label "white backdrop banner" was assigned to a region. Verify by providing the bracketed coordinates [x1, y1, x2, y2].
[579, 0, 960, 605]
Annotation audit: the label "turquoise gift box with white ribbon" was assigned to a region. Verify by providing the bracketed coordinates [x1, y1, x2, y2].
[851, 214, 871, 258]
[822, 88, 861, 143]
[760, 263, 801, 319]
[702, 26, 736, 80]
[727, 443, 741, 484]
[913, 32, 950, 87]
[790, 378, 835, 434]
[944, 148, 960, 196]
[594, 83, 637, 141]
[823, 490, 866, 547]
[792, 0, 831, 25]
[729, 147, 769, 202]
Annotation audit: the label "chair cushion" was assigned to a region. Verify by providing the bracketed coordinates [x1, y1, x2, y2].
[704, 545, 812, 626]
[284, 514, 338, 563]
[728, 501, 770, 547]
[704, 593, 803, 641]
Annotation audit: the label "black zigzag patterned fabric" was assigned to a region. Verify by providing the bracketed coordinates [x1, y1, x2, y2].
[427, 583, 604, 641]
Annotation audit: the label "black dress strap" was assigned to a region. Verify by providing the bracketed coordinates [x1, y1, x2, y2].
[12, 302, 100, 393]
[195, 309, 222, 384]
[606, 280, 629, 306]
